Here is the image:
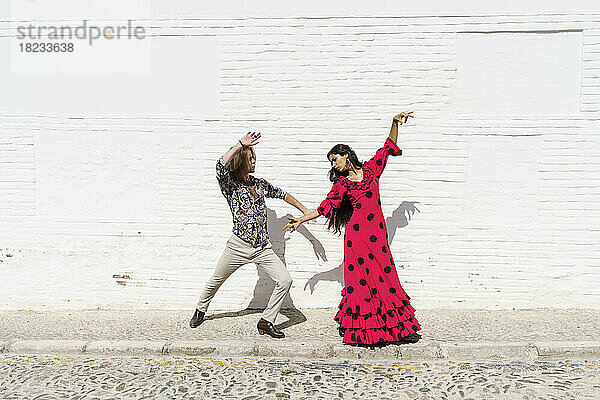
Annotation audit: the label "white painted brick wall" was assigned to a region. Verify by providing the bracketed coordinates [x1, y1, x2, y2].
[1, 1, 599, 311]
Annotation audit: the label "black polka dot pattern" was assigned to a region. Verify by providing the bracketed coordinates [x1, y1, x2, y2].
[330, 140, 418, 345]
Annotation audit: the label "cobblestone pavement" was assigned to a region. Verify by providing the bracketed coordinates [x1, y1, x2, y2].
[1, 355, 599, 399]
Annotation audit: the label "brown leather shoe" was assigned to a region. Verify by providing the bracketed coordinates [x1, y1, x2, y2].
[257, 318, 285, 339]
[189, 309, 205, 328]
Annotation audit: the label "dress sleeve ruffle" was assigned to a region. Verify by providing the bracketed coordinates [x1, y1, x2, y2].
[384, 137, 402, 156]
[317, 180, 348, 219]
[369, 137, 402, 178]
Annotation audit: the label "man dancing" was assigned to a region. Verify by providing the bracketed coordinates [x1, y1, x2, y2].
[190, 131, 310, 338]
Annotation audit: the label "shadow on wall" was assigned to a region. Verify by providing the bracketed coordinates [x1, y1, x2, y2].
[206, 207, 327, 330]
[206, 202, 419, 329]
[304, 201, 421, 294]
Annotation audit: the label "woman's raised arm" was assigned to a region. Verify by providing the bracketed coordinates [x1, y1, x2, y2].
[388, 112, 413, 143]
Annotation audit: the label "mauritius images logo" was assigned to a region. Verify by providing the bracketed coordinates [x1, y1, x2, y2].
[16, 20, 146, 46]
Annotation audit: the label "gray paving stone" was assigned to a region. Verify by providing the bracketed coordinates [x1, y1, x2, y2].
[1, 309, 600, 361]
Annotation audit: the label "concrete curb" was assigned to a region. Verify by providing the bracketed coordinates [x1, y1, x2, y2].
[2, 339, 600, 360]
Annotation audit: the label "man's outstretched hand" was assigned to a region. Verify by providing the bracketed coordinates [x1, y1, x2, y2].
[240, 131, 261, 146]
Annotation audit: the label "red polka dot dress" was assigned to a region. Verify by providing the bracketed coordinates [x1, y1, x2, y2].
[317, 138, 421, 345]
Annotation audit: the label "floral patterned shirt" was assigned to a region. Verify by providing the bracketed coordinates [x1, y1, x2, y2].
[216, 157, 286, 247]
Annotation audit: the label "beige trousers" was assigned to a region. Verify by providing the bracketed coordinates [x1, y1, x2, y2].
[196, 234, 293, 323]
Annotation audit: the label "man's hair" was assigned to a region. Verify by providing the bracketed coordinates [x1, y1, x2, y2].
[229, 146, 255, 182]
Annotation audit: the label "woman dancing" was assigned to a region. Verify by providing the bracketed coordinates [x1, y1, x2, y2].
[285, 112, 421, 346]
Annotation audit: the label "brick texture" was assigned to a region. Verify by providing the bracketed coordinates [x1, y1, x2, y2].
[0, 9, 599, 310]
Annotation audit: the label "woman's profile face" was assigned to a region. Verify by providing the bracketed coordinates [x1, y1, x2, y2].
[328, 153, 348, 172]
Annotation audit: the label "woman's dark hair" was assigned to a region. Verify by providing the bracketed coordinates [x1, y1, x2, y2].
[326, 144, 363, 235]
